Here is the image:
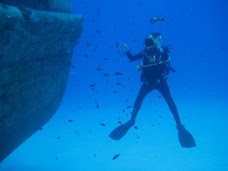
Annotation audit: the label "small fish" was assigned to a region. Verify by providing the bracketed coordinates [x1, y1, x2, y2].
[96, 8, 101, 16]
[68, 119, 73, 122]
[114, 72, 123, 76]
[74, 130, 80, 134]
[95, 101, 100, 109]
[112, 154, 120, 160]
[104, 57, 109, 60]
[39, 127, 43, 130]
[116, 82, 122, 85]
[96, 67, 103, 71]
[96, 103, 100, 109]
[96, 29, 102, 33]
[118, 121, 123, 124]
[100, 123, 106, 127]
[113, 90, 118, 94]
[56, 136, 61, 139]
[126, 105, 132, 109]
[89, 83, 96, 87]
[134, 126, 138, 130]
[122, 109, 125, 113]
[104, 73, 110, 77]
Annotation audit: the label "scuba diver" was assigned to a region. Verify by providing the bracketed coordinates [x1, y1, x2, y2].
[109, 33, 196, 148]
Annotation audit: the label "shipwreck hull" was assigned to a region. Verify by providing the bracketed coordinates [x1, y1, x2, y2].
[0, 3, 83, 162]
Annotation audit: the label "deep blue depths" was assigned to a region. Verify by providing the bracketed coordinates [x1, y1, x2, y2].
[0, 0, 228, 170]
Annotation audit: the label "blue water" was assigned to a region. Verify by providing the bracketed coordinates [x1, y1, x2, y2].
[1, 0, 228, 170]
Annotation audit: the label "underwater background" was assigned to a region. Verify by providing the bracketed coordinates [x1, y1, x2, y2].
[1, 0, 228, 170]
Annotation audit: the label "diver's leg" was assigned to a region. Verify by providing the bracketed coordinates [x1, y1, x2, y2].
[157, 80, 182, 127]
[157, 80, 196, 147]
[130, 82, 154, 123]
[108, 82, 153, 140]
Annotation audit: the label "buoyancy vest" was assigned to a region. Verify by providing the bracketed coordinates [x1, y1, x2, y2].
[141, 49, 171, 82]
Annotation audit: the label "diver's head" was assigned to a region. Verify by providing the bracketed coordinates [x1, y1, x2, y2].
[144, 33, 162, 50]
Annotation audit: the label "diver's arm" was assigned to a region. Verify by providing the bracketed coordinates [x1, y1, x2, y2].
[126, 51, 144, 61]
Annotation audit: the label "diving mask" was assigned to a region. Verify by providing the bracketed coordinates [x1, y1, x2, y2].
[145, 33, 162, 50]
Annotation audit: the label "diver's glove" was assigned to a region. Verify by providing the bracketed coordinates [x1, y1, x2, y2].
[120, 43, 129, 53]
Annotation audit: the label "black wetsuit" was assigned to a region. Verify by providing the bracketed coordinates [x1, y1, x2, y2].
[126, 48, 181, 127]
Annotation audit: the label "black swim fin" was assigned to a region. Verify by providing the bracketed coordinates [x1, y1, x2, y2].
[109, 120, 134, 140]
[177, 124, 196, 148]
